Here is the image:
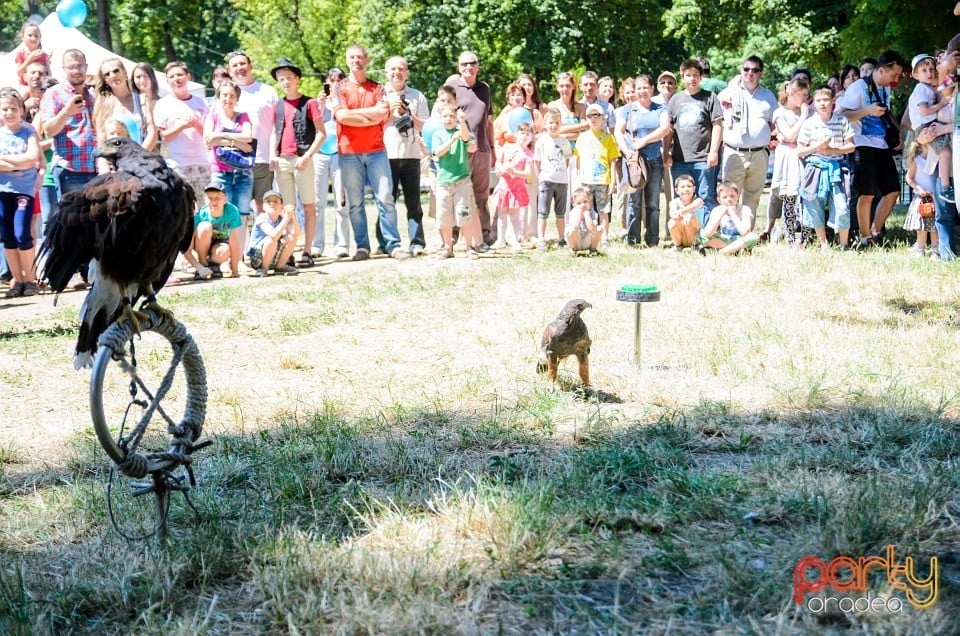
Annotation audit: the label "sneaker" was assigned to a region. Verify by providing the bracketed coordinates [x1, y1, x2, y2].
[253, 267, 268, 277]
[489, 240, 507, 250]
[21, 282, 38, 297]
[195, 264, 213, 280]
[351, 249, 370, 262]
[929, 247, 941, 261]
[942, 186, 955, 204]
[391, 248, 410, 261]
[375, 247, 388, 256]
[466, 248, 480, 260]
[536, 240, 547, 251]
[274, 265, 299, 276]
[335, 247, 350, 258]
[557, 239, 567, 248]
[410, 245, 426, 257]
[4, 282, 24, 298]
[474, 243, 491, 253]
[209, 263, 223, 279]
[435, 247, 454, 259]
[908, 244, 926, 258]
[820, 243, 832, 254]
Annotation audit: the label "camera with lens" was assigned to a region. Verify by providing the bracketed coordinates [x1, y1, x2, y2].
[394, 93, 415, 135]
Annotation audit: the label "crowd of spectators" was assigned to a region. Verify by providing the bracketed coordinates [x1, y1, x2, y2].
[3, 26, 960, 299]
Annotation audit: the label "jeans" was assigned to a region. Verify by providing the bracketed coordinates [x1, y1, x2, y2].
[54, 166, 97, 281]
[379, 157, 425, 251]
[212, 170, 253, 217]
[672, 161, 718, 225]
[37, 184, 58, 247]
[340, 150, 400, 253]
[313, 153, 350, 252]
[935, 177, 959, 260]
[625, 158, 664, 246]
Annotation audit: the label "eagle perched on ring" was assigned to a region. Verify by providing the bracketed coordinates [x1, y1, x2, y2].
[39, 137, 195, 369]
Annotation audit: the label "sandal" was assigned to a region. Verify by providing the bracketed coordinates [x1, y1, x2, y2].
[298, 253, 315, 267]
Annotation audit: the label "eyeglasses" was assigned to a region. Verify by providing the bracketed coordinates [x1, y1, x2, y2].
[587, 113, 604, 119]
[556, 72, 574, 79]
[459, 60, 479, 67]
[64, 65, 87, 72]
[742, 67, 762, 74]
[226, 50, 247, 62]
[659, 80, 676, 85]
[104, 68, 124, 77]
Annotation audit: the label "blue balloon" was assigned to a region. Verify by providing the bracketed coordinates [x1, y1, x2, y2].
[508, 107, 533, 134]
[421, 116, 443, 153]
[319, 119, 337, 154]
[56, 0, 88, 28]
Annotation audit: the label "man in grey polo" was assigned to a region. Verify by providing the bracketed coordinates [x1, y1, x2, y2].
[717, 55, 777, 229]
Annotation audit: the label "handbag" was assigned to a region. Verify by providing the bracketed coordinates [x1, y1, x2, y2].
[215, 139, 257, 170]
[918, 193, 935, 218]
[622, 151, 649, 192]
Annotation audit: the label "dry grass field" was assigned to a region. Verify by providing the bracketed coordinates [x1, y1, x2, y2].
[1, 202, 959, 634]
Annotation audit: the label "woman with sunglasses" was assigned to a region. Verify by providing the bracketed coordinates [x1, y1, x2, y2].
[93, 58, 153, 149]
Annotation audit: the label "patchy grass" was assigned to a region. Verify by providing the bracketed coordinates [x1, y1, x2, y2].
[2, 205, 960, 633]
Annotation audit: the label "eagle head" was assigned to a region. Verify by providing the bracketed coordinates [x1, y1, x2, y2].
[559, 299, 592, 319]
[94, 136, 144, 162]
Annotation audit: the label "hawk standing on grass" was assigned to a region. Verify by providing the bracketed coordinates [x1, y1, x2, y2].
[537, 299, 592, 388]
[39, 137, 195, 369]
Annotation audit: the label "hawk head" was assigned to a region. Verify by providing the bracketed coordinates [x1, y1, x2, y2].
[559, 299, 592, 319]
[94, 136, 147, 163]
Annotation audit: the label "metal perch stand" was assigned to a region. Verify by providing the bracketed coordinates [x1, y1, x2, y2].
[89, 308, 211, 539]
[616, 285, 660, 366]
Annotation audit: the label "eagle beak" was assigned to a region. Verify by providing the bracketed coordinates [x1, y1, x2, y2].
[92, 148, 103, 159]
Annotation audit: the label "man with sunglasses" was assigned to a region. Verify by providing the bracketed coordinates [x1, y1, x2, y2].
[37, 48, 97, 287]
[444, 51, 495, 244]
[717, 56, 777, 231]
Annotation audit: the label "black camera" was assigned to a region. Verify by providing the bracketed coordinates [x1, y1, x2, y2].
[394, 94, 414, 134]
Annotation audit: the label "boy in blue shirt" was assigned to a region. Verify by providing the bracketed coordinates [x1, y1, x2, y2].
[193, 182, 243, 278]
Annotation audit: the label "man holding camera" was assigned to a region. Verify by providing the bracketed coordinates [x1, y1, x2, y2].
[382, 56, 430, 256]
[37, 48, 98, 287]
[39, 49, 97, 197]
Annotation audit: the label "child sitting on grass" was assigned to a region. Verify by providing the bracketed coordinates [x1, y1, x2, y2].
[565, 186, 601, 253]
[247, 189, 301, 276]
[667, 174, 703, 250]
[700, 181, 758, 255]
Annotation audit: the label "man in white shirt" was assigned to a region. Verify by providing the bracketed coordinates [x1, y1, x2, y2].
[228, 51, 278, 213]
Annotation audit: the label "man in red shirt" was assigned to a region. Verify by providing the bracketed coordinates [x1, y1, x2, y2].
[328, 44, 406, 261]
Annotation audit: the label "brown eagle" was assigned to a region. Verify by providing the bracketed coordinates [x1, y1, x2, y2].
[39, 137, 195, 369]
[537, 299, 592, 387]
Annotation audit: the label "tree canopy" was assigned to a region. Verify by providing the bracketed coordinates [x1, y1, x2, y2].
[4, 0, 957, 98]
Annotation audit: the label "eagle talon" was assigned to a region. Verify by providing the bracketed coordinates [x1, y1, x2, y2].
[117, 304, 149, 336]
[142, 300, 175, 325]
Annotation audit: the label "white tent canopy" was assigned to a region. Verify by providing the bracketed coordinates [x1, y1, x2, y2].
[0, 14, 205, 98]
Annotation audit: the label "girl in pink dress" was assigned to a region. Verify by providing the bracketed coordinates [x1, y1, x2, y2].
[491, 122, 534, 249]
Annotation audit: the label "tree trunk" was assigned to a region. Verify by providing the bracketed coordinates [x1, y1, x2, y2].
[162, 21, 177, 63]
[97, 0, 113, 51]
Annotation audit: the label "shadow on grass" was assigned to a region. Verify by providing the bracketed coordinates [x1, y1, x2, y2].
[2, 395, 959, 633]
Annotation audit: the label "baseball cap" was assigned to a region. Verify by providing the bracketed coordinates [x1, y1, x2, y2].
[912, 54, 935, 71]
[586, 103, 604, 116]
[203, 182, 225, 193]
[262, 189, 283, 202]
[657, 71, 677, 83]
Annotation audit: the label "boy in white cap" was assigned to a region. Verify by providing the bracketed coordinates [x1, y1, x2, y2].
[247, 189, 301, 276]
[573, 102, 620, 246]
[908, 53, 954, 201]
